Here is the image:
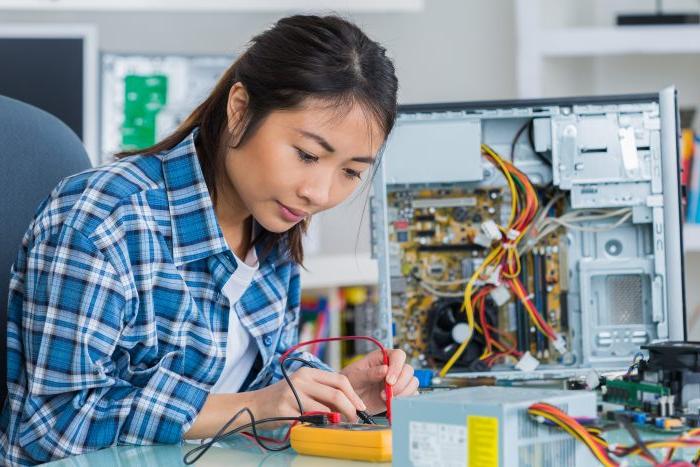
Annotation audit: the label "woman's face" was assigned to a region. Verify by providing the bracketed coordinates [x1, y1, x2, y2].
[219, 84, 384, 233]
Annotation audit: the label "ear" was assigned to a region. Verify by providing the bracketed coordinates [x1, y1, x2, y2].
[226, 82, 250, 144]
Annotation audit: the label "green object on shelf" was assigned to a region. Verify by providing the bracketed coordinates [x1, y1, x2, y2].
[121, 75, 168, 150]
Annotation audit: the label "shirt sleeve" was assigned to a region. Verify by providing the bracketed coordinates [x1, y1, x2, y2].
[17, 225, 209, 463]
[266, 261, 333, 385]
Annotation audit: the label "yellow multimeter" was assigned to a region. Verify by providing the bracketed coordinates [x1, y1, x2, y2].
[289, 423, 392, 462]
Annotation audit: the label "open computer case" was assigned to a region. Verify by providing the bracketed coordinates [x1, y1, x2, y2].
[369, 87, 686, 379]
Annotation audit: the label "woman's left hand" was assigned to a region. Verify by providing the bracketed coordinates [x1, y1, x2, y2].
[339, 348, 419, 416]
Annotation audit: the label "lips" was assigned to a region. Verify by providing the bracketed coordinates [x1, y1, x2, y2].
[281, 203, 308, 218]
[277, 201, 309, 223]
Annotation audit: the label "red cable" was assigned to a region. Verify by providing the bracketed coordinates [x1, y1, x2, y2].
[478, 295, 494, 353]
[508, 277, 557, 340]
[280, 335, 393, 423]
[310, 311, 326, 355]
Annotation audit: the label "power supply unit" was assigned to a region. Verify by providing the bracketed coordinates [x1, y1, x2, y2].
[392, 386, 597, 466]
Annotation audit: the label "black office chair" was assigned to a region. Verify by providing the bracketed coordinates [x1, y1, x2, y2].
[0, 96, 92, 405]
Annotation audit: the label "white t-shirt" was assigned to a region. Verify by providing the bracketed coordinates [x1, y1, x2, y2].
[209, 247, 259, 393]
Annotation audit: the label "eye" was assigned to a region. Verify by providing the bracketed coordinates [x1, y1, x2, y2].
[343, 168, 362, 181]
[295, 147, 318, 164]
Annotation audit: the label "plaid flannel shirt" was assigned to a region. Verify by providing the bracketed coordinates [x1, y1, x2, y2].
[0, 130, 328, 465]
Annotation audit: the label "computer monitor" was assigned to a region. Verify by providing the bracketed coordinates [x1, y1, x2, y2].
[0, 24, 98, 163]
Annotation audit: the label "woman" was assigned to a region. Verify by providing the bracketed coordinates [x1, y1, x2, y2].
[1, 15, 417, 465]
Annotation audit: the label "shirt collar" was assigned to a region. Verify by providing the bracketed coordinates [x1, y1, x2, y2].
[159, 129, 229, 266]
[159, 128, 288, 269]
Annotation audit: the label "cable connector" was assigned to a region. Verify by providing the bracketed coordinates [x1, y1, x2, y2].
[473, 232, 493, 247]
[552, 334, 567, 354]
[300, 411, 341, 425]
[480, 220, 502, 241]
[515, 351, 540, 372]
[484, 264, 502, 286]
[489, 284, 511, 306]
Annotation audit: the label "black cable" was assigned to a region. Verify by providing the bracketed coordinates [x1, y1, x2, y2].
[625, 352, 645, 377]
[510, 121, 531, 162]
[512, 119, 551, 165]
[357, 410, 376, 424]
[184, 357, 323, 464]
[613, 412, 658, 464]
[183, 408, 302, 464]
[184, 410, 338, 464]
[284, 357, 374, 425]
[184, 353, 379, 464]
[280, 357, 320, 415]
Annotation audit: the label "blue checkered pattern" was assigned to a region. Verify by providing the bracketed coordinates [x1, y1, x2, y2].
[0, 130, 327, 465]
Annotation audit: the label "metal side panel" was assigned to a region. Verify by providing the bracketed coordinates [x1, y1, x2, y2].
[659, 86, 686, 340]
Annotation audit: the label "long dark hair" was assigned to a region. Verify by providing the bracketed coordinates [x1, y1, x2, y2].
[117, 15, 398, 264]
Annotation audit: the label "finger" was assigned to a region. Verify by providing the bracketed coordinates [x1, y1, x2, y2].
[299, 396, 332, 415]
[303, 382, 359, 422]
[364, 364, 389, 382]
[311, 371, 367, 411]
[386, 349, 407, 385]
[396, 376, 419, 397]
[391, 364, 415, 395]
[362, 349, 387, 366]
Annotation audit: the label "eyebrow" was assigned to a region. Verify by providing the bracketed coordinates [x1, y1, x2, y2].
[297, 129, 375, 164]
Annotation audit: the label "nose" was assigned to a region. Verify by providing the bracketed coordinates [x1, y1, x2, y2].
[298, 171, 333, 208]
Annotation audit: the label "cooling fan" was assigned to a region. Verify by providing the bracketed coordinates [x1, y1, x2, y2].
[426, 298, 486, 370]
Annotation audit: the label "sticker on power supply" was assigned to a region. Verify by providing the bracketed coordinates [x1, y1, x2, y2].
[408, 421, 466, 467]
[468, 415, 499, 467]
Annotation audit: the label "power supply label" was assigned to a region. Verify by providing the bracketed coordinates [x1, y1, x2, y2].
[408, 421, 467, 466]
[467, 415, 499, 466]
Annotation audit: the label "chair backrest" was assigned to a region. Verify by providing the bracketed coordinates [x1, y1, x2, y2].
[0, 95, 92, 405]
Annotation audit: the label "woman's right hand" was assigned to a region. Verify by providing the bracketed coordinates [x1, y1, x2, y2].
[254, 367, 367, 423]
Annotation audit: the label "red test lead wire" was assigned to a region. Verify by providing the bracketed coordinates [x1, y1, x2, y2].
[279, 335, 393, 423]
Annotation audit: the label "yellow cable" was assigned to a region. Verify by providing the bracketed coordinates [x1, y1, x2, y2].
[438, 145, 523, 376]
[529, 409, 615, 467]
[481, 144, 519, 226]
[438, 246, 502, 376]
[625, 440, 700, 456]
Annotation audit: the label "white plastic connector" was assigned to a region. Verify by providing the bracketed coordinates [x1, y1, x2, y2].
[490, 284, 511, 306]
[515, 351, 540, 372]
[552, 334, 567, 354]
[484, 264, 502, 286]
[480, 219, 501, 241]
[473, 232, 493, 247]
[506, 228, 520, 241]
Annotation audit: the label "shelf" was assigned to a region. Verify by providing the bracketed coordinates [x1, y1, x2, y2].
[0, 0, 424, 12]
[538, 26, 700, 57]
[300, 254, 378, 289]
[685, 224, 700, 253]
[514, 0, 700, 97]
